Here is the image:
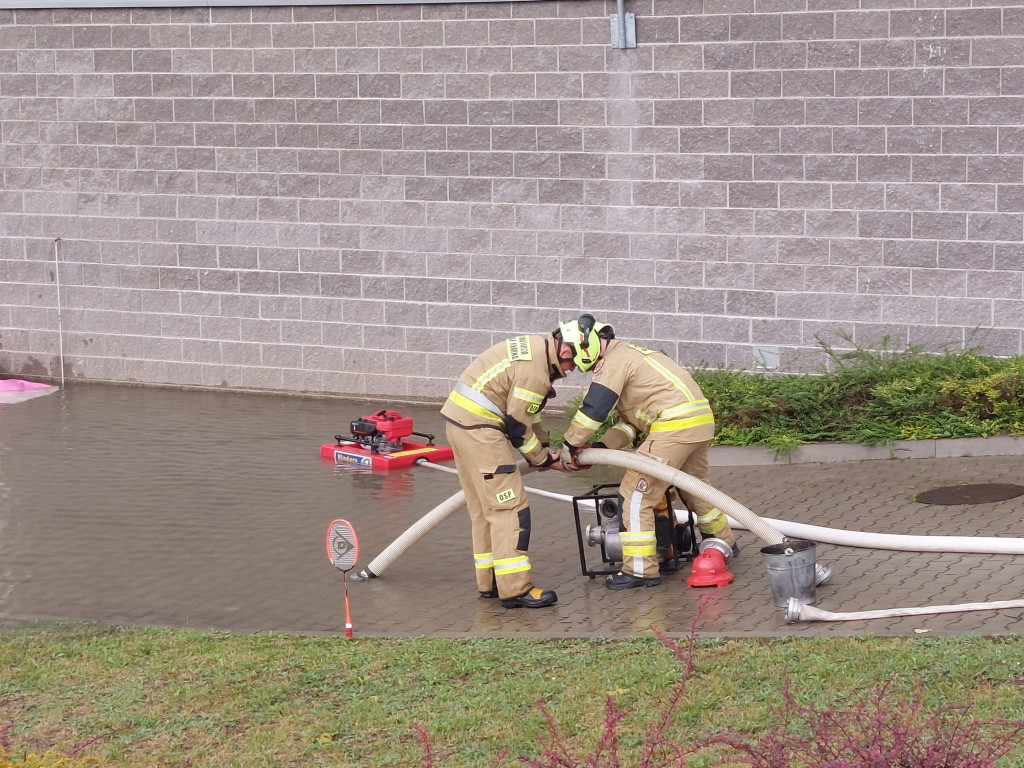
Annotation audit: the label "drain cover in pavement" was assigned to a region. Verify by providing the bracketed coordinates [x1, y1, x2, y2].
[916, 483, 1024, 505]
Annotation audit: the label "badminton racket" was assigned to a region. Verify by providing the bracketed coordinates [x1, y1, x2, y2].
[326, 518, 359, 638]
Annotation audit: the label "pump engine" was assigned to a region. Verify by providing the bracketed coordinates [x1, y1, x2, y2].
[344, 410, 415, 454]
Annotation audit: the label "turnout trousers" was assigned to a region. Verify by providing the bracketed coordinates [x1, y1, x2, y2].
[618, 435, 734, 579]
[445, 423, 534, 600]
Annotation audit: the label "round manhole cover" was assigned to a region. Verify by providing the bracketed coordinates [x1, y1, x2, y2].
[916, 483, 1024, 505]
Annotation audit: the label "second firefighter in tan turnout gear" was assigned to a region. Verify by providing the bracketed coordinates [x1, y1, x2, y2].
[557, 317, 737, 591]
[441, 330, 577, 608]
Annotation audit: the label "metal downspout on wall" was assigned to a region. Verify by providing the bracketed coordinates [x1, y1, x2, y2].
[611, 0, 636, 48]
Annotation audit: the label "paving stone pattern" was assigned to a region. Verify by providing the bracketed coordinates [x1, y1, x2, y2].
[350, 454, 1024, 638]
[3, 1, 1024, 400]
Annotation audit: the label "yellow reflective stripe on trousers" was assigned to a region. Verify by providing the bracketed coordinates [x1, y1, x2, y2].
[643, 356, 698, 399]
[494, 554, 531, 575]
[696, 508, 729, 536]
[572, 409, 603, 431]
[474, 552, 494, 570]
[518, 433, 540, 455]
[620, 530, 656, 557]
[513, 387, 544, 406]
[448, 389, 504, 424]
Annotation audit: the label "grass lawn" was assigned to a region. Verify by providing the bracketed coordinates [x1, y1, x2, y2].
[2, 623, 1024, 766]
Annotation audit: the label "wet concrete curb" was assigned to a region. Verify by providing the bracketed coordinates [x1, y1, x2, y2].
[710, 435, 1024, 467]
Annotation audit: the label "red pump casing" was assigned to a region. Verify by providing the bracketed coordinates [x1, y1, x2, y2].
[353, 410, 414, 441]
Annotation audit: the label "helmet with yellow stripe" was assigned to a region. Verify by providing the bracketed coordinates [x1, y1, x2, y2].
[555, 314, 614, 372]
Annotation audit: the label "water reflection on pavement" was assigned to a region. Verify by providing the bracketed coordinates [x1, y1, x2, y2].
[3, 381, 1024, 639]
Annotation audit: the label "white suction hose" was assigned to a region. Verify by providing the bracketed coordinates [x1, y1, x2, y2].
[357, 447, 1024, 625]
[413, 462, 1024, 556]
[786, 596, 1024, 624]
[732, 516, 1024, 555]
[356, 485, 467, 579]
[358, 461, 540, 579]
[358, 449, 788, 578]
[577, 448, 786, 546]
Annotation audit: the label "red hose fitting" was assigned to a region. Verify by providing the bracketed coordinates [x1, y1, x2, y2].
[686, 545, 734, 588]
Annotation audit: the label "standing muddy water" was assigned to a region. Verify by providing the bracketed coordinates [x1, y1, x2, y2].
[4, 381, 1024, 638]
[0, 382, 608, 635]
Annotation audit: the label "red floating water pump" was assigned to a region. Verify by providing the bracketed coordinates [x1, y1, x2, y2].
[321, 408, 454, 470]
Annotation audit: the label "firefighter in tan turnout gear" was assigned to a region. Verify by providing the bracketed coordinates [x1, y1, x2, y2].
[441, 329, 578, 608]
[556, 315, 738, 590]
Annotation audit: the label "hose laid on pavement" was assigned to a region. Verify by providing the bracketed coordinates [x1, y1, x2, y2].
[355, 485, 467, 579]
[786, 595, 1024, 624]
[357, 448, 787, 578]
[409, 462, 1024, 555]
[357, 462, 538, 579]
[367, 455, 1024, 582]
[577, 448, 786, 546]
[737, 516, 1024, 555]
[357, 447, 1024, 625]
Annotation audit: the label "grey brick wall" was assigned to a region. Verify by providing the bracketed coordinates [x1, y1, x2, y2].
[3, 0, 1024, 402]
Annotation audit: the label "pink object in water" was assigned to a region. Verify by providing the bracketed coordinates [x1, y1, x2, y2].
[0, 379, 52, 391]
[0, 378, 58, 403]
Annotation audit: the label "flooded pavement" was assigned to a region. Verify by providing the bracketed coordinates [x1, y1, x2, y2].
[0, 382, 617, 634]
[0, 382, 476, 633]
[3, 381, 1024, 639]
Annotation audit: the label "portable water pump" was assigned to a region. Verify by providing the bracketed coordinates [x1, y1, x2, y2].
[342, 410, 433, 454]
[572, 484, 701, 578]
[323, 407, 454, 469]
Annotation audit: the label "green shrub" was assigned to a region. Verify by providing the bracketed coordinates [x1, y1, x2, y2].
[555, 339, 1024, 452]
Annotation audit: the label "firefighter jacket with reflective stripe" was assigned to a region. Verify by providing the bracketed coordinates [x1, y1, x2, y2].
[441, 334, 563, 467]
[563, 339, 715, 449]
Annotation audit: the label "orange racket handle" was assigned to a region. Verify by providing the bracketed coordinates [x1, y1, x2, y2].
[343, 572, 353, 638]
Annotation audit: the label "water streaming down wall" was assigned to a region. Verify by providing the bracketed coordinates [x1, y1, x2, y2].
[2, 1, 1024, 400]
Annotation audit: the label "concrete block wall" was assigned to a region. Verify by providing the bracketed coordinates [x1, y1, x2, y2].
[3, 0, 1024, 402]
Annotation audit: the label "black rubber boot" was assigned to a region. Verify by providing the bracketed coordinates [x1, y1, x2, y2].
[501, 587, 557, 608]
[605, 572, 661, 590]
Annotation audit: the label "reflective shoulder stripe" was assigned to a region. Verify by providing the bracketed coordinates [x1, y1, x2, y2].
[476, 359, 512, 389]
[572, 410, 603, 431]
[513, 387, 544, 405]
[642, 355, 697, 400]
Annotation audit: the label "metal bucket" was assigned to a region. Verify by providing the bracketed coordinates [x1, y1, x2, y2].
[760, 539, 817, 607]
